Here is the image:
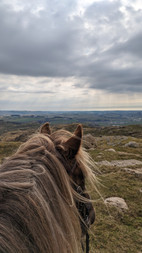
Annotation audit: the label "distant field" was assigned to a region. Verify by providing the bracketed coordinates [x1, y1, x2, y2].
[0, 121, 142, 253]
[0, 110, 142, 127]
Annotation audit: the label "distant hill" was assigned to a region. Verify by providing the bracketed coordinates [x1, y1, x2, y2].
[0, 110, 142, 127]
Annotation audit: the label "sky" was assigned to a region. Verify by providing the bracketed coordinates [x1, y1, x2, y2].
[0, 0, 142, 111]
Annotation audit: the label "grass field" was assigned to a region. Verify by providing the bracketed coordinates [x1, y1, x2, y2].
[88, 133, 142, 253]
[0, 123, 142, 253]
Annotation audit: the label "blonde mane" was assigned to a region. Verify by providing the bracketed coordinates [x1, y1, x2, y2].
[0, 124, 96, 253]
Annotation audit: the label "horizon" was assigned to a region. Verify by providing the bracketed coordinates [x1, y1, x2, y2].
[0, 109, 142, 112]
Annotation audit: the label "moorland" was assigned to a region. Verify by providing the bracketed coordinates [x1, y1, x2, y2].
[0, 111, 142, 253]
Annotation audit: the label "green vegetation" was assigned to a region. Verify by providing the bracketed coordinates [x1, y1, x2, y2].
[88, 132, 142, 253]
[90, 169, 142, 252]
[0, 141, 20, 163]
[0, 121, 142, 253]
[0, 110, 142, 130]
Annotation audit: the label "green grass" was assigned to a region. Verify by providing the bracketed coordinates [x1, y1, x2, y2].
[88, 138, 142, 253]
[0, 141, 21, 163]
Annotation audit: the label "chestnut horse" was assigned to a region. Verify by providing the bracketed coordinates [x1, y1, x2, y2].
[0, 123, 95, 253]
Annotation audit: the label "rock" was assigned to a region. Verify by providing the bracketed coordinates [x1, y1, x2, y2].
[89, 148, 95, 151]
[123, 168, 142, 179]
[97, 160, 112, 167]
[1, 130, 31, 142]
[124, 141, 139, 148]
[96, 155, 102, 159]
[104, 197, 128, 211]
[105, 148, 116, 152]
[96, 159, 142, 168]
[15, 133, 28, 142]
[83, 134, 97, 149]
[117, 151, 141, 157]
[96, 152, 103, 159]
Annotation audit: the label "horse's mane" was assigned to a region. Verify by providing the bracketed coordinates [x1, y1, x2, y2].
[0, 126, 96, 253]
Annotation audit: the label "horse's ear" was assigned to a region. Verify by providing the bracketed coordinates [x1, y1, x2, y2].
[63, 124, 82, 158]
[40, 122, 51, 135]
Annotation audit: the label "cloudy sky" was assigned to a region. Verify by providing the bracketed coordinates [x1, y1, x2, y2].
[0, 0, 142, 111]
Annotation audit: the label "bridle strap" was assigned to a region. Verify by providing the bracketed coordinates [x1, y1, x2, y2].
[76, 186, 90, 253]
[81, 232, 90, 253]
[48, 136, 91, 252]
[86, 232, 89, 253]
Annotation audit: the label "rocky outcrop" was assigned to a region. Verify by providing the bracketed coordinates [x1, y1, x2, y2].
[124, 141, 139, 148]
[105, 148, 116, 152]
[122, 168, 142, 179]
[104, 197, 128, 211]
[14, 133, 28, 142]
[83, 134, 97, 149]
[96, 159, 142, 168]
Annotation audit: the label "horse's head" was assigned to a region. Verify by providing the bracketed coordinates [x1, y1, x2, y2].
[40, 123, 95, 235]
[0, 122, 96, 253]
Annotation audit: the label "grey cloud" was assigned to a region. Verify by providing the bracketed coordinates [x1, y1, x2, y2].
[109, 32, 142, 58]
[0, 1, 81, 76]
[0, 0, 142, 94]
[0, 83, 55, 94]
[0, 90, 54, 93]
[80, 55, 142, 92]
[84, 0, 123, 23]
[88, 68, 142, 93]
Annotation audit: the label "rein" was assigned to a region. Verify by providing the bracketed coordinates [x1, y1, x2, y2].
[76, 186, 90, 253]
[86, 232, 90, 253]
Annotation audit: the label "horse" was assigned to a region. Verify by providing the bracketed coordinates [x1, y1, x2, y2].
[0, 123, 96, 253]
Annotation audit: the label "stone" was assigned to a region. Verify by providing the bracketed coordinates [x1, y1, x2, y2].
[104, 197, 128, 210]
[96, 159, 142, 168]
[123, 168, 142, 179]
[96, 155, 102, 158]
[83, 134, 97, 149]
[124, 141, 139, 148]
[105, 148, 116, 152]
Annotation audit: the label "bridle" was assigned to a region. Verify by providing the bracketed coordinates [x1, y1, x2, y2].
[76, 185, 90, 253]
[58, 155, 91, 253]
[62, 158, 91, 253]
[50, 140, 91, 252]
[57, 156, 91, 252]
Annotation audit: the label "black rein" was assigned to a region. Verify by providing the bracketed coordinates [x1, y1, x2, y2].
[76, 186, 90, 253]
